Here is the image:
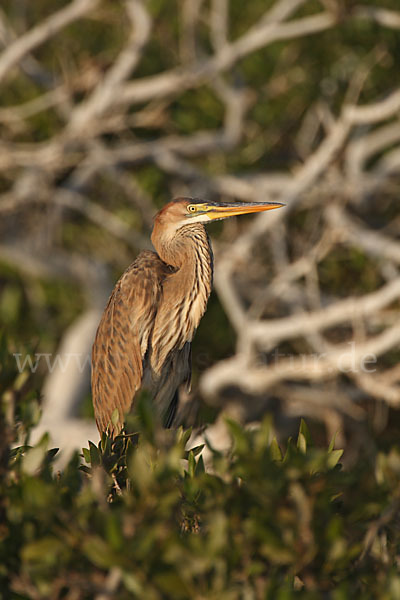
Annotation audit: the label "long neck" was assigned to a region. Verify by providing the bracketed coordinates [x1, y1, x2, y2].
[150, 224, 214, 373]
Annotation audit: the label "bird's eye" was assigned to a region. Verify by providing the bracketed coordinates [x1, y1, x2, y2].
[187, 205, 197, 213]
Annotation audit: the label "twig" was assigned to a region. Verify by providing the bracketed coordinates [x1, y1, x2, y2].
[200, 322, 400, 398]
[68, 0, 151, 133]
[0, 0, 100, 85]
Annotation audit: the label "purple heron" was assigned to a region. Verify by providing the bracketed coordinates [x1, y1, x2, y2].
[91, 198, 283, 435]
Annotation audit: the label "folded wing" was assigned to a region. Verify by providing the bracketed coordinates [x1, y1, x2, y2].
[91, 251, 172, 434]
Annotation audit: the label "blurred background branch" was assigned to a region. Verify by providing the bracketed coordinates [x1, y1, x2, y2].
[0, 0, 399, 461]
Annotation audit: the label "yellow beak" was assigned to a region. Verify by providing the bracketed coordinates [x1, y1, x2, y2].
[206, 201, 284, 220]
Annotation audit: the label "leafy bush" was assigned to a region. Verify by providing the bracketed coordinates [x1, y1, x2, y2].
[1, 342, 400, 599]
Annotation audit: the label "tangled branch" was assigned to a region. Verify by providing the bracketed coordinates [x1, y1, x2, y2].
[1, 0, 399, 452]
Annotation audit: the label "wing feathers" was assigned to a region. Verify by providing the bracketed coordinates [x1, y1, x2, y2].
[91, 251, 170, 434]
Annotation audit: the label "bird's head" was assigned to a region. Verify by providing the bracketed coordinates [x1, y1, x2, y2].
[154, 197, 284, 229]
[152, 197, 284, 265]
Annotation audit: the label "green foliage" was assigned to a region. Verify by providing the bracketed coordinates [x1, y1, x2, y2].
[1, 1, 400, 596]
[1, 369, 400, 599]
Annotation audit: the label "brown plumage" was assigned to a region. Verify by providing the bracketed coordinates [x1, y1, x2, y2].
[91, 197, 283, 435]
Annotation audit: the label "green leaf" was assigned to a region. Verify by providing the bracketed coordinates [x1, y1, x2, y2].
[122, 572, 143, 595]
[297, 432, 307, 454]
[9, 445, 31, 459]
[22, 435, 49, 475]
[46, 447, 59, 460]
[270, 437, 283, 461]
[79, 465, 92, 474]
[282, 438, 295, 464]
[298, 419, 313, 448]
[195, 454, 205, 475]
[128, 447, 152, 490]
[225, 418, 250, 453]
[184, 444, 204, 459]
[187, 450, 196, 478]
[154, 571, 190, 597]
[100, 431, 113, 457]
[111, 408, 120, 427]
[22, 537, 68, 565]
[328, 431, 339, 453]
[327, 449, 343, 469]
[82, 447, 91, 464]
[83, 537, 118, 569]
[178, 427, 193, 447]
[89, 441, 101, 467]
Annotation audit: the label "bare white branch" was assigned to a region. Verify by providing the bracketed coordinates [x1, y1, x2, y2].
[0, 0, 100, 85]
[68, 0, 152, 133]
[201, 322, 400, 398]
